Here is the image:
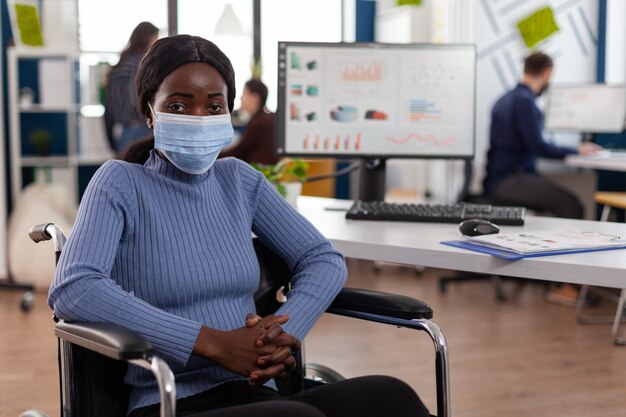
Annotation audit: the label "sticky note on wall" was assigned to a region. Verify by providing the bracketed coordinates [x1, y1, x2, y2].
[397, 0, 423, 6]
[516, 6, 559, 49]
[13, 3, 44, 46]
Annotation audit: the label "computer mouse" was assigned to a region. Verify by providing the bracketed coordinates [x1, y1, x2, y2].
[459, 219, 500, 237]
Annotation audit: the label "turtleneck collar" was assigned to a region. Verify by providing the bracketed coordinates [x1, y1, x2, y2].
[143, 149, 212, 183]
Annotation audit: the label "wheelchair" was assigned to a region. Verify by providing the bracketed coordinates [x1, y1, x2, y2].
[24, 223, 450, 417]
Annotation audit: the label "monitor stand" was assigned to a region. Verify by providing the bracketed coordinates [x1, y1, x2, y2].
[357, 158, 386, 201]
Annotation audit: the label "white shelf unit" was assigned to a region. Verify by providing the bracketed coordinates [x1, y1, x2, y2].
[7, 48, 111, 206]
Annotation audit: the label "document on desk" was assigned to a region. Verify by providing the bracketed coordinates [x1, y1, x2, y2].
[441, 228, 626, 260]
[587, 150, 626, 159]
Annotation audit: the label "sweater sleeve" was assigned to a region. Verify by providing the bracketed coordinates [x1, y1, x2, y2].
[514, 98, 577, 159]
[48, 162, 202, 365]
[237, 161, 347, 341]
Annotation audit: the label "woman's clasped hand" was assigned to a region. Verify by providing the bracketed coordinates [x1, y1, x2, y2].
[193, 314, 300, 385]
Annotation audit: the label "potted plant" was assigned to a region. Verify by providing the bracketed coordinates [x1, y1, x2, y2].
[29, 128, 52, 156]
[251, 158, 308, 207]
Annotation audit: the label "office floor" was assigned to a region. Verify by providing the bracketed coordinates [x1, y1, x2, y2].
[2, 261, 626, 417]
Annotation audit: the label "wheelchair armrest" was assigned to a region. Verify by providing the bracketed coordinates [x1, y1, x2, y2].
[55, 321, 154, 361]
[328, 287, 433, 320]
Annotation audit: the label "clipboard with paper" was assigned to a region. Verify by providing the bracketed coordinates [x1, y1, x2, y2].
[441, 228, 626, 260]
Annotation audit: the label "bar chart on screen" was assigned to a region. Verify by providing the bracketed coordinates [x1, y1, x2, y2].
[342, 62, 382, 82]
[302, 133, 362, 152]
[409, 99, 442, 121]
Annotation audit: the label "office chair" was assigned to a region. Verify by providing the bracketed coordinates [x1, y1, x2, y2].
[575, 193, 626, 345]
[26, 223, 450, 417]
[438, 160, 512, 301]
[0, 280, 34, 311]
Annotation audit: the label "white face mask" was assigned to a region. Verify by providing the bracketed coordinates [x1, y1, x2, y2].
[149, 104, 234, 174]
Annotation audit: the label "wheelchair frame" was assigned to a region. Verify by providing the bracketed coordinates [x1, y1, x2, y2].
[30, 223, 450, 417]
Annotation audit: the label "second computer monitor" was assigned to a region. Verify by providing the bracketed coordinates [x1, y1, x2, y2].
[276, 42, 476, 159]
[545, 84, 626, 133]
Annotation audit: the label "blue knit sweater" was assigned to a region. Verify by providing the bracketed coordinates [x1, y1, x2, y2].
[48, 150, 347, 413]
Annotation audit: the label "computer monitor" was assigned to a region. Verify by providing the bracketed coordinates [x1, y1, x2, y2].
[276, 42, 476, 200]
[545, 84, 626, 133]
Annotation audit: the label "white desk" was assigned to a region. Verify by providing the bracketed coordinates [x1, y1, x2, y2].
[566, 154, 626, 172]
[298, 196, 626, 289]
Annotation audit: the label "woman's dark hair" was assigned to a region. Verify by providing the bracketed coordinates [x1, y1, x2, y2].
[137, 34, 236, 118]
[117, 35, 236, 164]
[116, 22, 159, 68]
[244, 78, 269, 108]
[524, 52, 553, 76]
[114, 135, 154, 163]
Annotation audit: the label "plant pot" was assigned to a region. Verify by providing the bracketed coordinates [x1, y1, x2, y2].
[282, 182, 302, 209]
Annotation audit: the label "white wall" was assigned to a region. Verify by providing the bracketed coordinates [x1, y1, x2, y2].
[605, 0, 626, 84]
[376, 0, 600, 199]
[343, 0, 357, 42]
[375, 0, 472, 202]
[474, 0, 598, 189]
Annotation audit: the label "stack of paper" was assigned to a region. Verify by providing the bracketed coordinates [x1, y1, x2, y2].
[441, 228, 626, 260]
[465, 228, 626, 255]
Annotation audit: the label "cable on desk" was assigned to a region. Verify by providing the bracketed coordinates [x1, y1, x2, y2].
[306, 160, 362, 183]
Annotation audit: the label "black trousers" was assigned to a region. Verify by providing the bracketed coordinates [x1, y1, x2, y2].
[129, 375, 431, 417]
[491, 173, 584, 219]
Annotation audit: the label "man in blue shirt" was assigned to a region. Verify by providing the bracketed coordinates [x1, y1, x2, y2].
[483, 52, 599, 219]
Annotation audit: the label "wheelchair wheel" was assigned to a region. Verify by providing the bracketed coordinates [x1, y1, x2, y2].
[305, 363, 345, 384]
[19, 410, 50, 417]
[20, 291, 34, 312]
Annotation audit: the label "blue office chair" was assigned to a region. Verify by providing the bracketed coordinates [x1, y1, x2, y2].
[26, 223, 450, 417]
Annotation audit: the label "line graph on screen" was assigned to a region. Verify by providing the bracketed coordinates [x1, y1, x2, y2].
[384, 134, 458, 149]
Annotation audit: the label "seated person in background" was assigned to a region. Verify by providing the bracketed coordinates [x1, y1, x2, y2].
[49, 35, 430, 417]
[219, 79, 279, 165]
[104, 21, 159, 154]
[482, 51, 600, 219]
[483, 52, 601, 306]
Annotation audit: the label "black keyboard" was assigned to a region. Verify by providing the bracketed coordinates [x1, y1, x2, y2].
[345, 200, 526, 226]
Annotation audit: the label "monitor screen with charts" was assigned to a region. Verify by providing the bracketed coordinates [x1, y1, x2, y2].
[545, 84, 626, 133]
[276, 42, 476, 159]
